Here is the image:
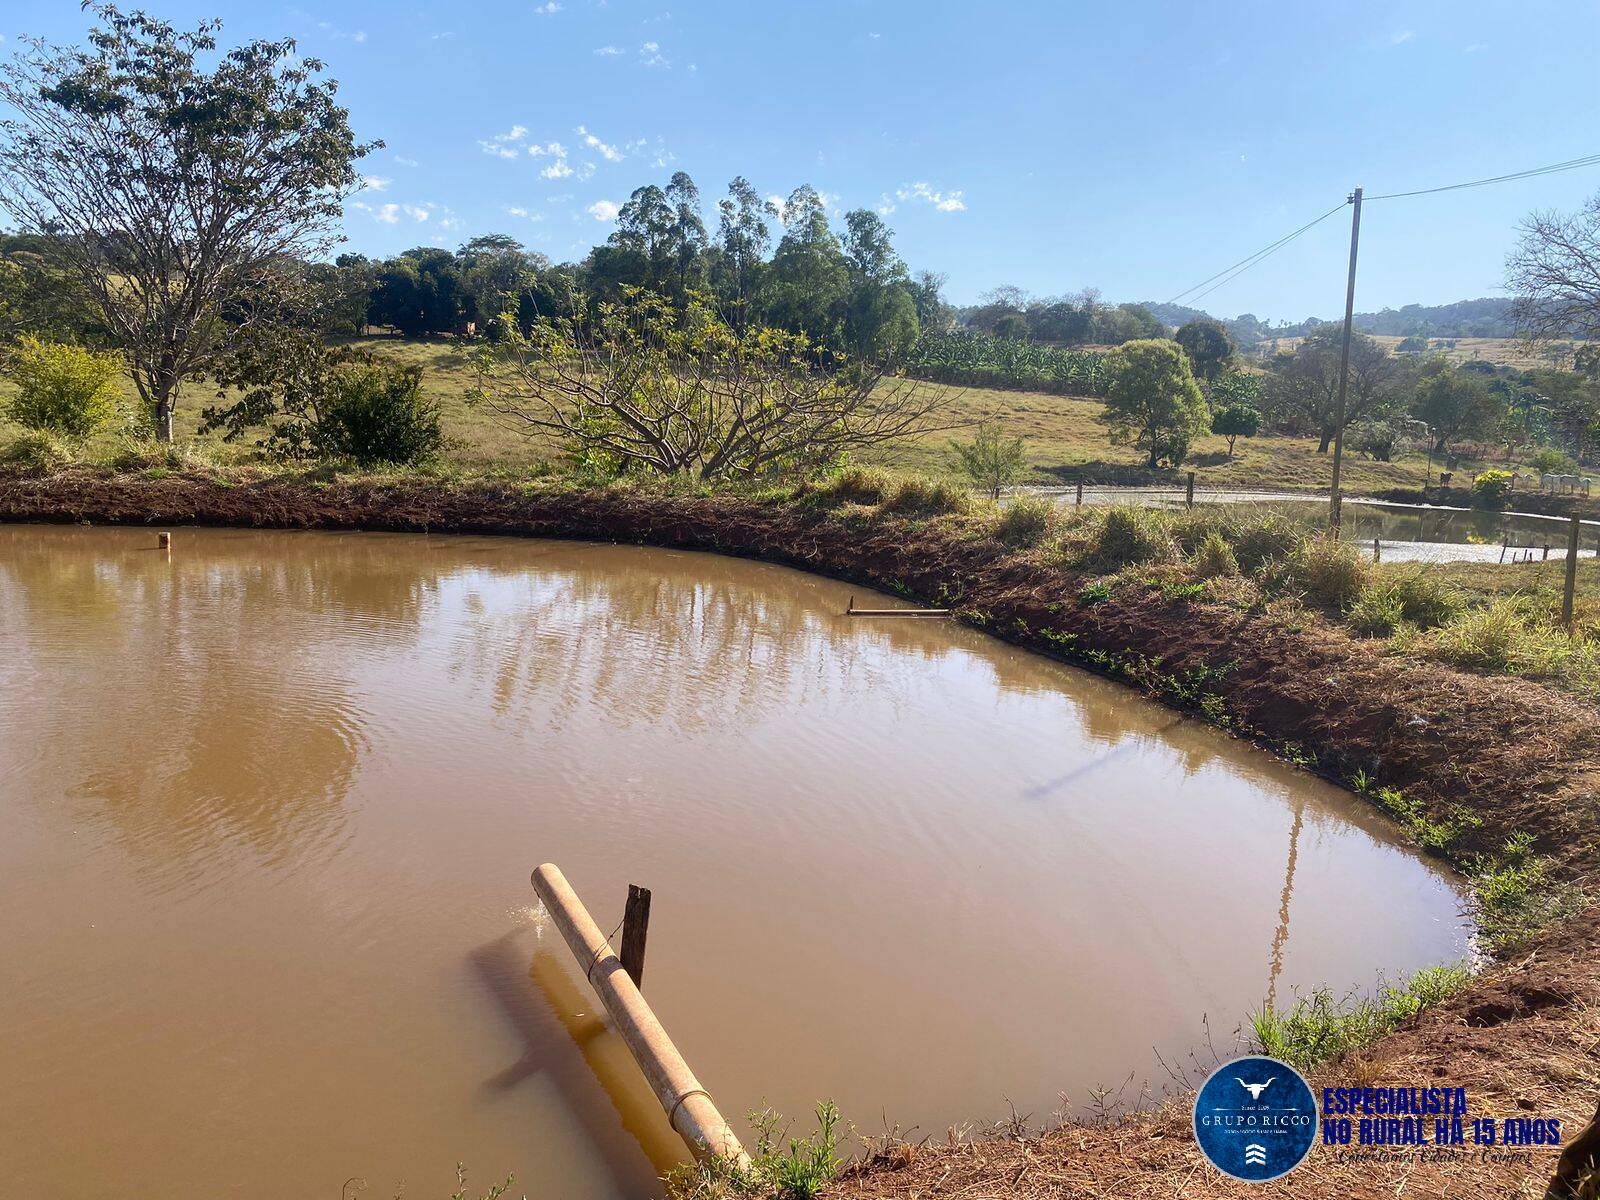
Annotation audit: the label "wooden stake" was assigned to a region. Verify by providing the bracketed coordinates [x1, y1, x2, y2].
[1075, 481, 1083, 508]
[1372, 537, 1380, 563]
[1564, 515, 1581, 631]
[157, 531, 171, 549]
[621, 883, 651, 990]
[1185, 471, 1195, 509]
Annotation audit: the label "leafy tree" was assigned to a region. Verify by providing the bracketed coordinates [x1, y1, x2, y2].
[948, 421, 1027, 498]
[1262, 326, 1404, 451]
[1209, 376, 1260, 460]
[456, 235, 544, 335]
[907, 270, 950, 334]
[1095, 303, 1165, 345]
[993, 313, 1030, 341]
[1100, 338, 1209, 467]
[842, 209, 905, 284]
[1175, 318, 1234, 383]
[0, 5, 375, 440]
[1410, 365, 1505, 454]
[763, 185, 851, 345]
[470, 289, 952, 479]
[3, 336, 123, 438]
[369, 249, 463, 336]
[846, 284, 919, 361]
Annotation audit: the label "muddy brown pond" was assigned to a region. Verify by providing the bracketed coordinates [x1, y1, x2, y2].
[0, 525, 1473, 1198]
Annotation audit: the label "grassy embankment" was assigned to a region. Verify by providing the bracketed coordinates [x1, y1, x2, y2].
[0, 334, 1514, 491]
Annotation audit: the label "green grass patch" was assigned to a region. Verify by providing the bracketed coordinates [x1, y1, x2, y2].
[1252, 964, 1472, 1072]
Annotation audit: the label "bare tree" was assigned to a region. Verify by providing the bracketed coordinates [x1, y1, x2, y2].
[1508, 191, 1600, 348]
[0, 6, 375, 440]
[471, 291, 955, 479]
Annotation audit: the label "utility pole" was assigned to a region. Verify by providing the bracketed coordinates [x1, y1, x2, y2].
[1329, 186, 1363, 533]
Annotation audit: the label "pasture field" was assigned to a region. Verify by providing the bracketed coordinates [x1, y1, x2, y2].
[2, 335, 1502, 493]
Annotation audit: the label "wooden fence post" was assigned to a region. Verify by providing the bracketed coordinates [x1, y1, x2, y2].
[1564, 515, 1581, 631]
[621, 883, 651, 989]
[1185, 471, 1195, 509]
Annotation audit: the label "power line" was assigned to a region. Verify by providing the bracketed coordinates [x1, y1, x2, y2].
[1166, 201, 1348, 306]
[1365, 151, 1600, 200]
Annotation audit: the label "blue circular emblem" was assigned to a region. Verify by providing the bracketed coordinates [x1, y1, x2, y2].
[1192, 1055, 1317, 1181]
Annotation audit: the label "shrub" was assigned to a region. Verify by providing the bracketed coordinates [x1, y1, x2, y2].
[1347, 585, 1404, 636]
[1081, 505, 1175, 570]
[3, 336, 123, 439]
[880, 475, 972, 517]
[1471, 468, 1514, 508]
[1191, 530, 1239, 579]
[1290, 537, 1369, 611]
[992, 495, 1056, 546]
[1389, 572, 1464, 629]
[0, 430, 73, 473]
[313, 362, 442, 466]
[1529, 447, 1577, 475]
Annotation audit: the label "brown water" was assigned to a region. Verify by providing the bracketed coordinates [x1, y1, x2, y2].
[0, 525, 1472, 1199]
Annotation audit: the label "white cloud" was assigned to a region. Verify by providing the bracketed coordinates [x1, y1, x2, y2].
[393, 155, 419, 167]
[372, 203, 401, 224]
[358, 175, 391, 192]
[894, 181, 966, 213]
[533, 1, 562, 11]
[765, 194, 787, 220]
[594, 44, 623, 56]
[402, 203, 433, 222]
[439, 215, 461, 231]
[506, 206, 545, 221]
[639, 40, 669, 67]
[479, 125, 529, 159]
[1388, 29, 1415, 45]
[431, 31, 456, 40]
[587, 199, 622, 222]
[876, 196, 896, 215]
[576, 125, 624, 162]
[1464, 42, 1486, 52]
[317, 20, 367, 42]
[541, 159, 575, 179]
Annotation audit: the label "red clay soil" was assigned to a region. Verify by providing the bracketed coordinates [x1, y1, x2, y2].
[4, 465, 1599, 1198]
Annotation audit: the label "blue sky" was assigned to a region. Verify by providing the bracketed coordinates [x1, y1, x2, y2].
[4, 1, 1598, 319]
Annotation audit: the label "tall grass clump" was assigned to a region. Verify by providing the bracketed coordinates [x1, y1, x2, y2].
[805, 465, 893, 507]
[1227, 510, 1311, 574]
[880, 474, 973, 517]
[1252, 965, 1471, 1071]
[1079, 505, 1175, 571]
[1290, 536, 1370, 612]
[1191, 530, 1239, 579]
[0, 429, 74, 474]
[1347, 585, 1405, 637]
[1422, 598, 1600, 691]
[992, 495, 1056, 546]
[1390, 572, 1465, 629]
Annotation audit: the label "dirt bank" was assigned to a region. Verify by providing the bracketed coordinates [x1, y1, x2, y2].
[4, 463, 1597, 1197]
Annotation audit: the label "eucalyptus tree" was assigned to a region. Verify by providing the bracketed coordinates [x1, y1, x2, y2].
[0, 5, 375, 440]
[713, 176, 771, 323]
